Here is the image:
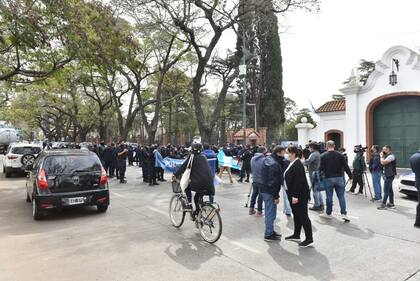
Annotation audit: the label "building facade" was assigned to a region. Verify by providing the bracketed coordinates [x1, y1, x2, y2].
[301, 45, 420, 167]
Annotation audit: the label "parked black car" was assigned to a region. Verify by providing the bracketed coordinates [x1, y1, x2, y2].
[25, 149, 110, 220]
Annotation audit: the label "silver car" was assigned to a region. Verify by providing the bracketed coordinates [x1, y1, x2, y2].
[398, 172, 418, 199]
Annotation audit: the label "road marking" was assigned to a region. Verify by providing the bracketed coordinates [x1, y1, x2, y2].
[148, 206, 168, 216]
[111, 192, 125, 198]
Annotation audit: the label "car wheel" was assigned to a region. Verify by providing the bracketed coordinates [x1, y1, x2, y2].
[26, 193, 31, 203]
[97, 204, 108, 213]
[32, 197, 43, 220]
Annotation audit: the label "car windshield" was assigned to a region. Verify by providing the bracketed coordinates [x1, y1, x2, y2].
[11, 147, 41, 155]
[43, 155, 102, 175]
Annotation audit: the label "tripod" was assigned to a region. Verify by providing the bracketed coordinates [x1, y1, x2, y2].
[244, 183, 253, 208]
[346, 171, 374, 202]
[362, 171, 375, 202]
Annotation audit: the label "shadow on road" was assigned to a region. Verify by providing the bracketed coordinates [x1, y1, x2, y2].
[164, 237, 224, 271]
[316, 218, 375, 240]
[267, 243, 335, 281]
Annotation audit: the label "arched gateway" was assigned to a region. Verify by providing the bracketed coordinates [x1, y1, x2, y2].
[304, 46, 420, 166]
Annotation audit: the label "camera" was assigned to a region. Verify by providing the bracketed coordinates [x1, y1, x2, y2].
[354, 145, 368, 153]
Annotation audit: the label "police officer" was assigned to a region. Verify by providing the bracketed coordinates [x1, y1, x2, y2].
[141, 145, 151, 183]
[148, 144, 159, 186]
[116, 141, 128, 184]
[103, 142, 115, 177]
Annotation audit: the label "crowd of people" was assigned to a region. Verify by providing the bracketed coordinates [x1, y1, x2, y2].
[43, 138, 420, 241]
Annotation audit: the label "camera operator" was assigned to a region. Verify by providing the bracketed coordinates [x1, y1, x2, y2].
[349, 145, 367, 195]
[378, 145, 396, 210]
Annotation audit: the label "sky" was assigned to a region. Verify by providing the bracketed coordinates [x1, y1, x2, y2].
[279, 0, 420, 109]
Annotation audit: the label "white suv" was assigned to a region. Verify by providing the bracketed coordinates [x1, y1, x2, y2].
[3, 143, 42, 177]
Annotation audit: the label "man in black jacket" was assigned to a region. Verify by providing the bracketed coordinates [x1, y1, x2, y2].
[260, 146, 284, 242]
[320, 141, 352, 222]
[102, 143, 115, 178]
[239, 145, 253, 183]
[410, 149, 420, 228]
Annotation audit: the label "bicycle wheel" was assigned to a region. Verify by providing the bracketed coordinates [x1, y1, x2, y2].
[169, 195, 185, 228]
[198, 204, 222, 244]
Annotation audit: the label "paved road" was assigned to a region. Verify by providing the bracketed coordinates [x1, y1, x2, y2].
[0, 163, 419, 281]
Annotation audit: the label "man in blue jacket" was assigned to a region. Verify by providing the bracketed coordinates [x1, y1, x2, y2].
[261, 146, 284, 242]
[249, 146, 266, 216]
[410, 149, 420, 228]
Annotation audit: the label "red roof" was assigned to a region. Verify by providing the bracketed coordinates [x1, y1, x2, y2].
[316, 100, 346, 113]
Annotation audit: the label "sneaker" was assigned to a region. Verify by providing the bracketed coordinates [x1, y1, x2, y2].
[341, 214, 350, 222]
[285, 235, 301, 242]
[264, 234, 281, 242]
[377, 204, 387, 210]
[319, 213, 333, 219]
[299, 240, 314, 248]
[120, 180, 127, 184]
[353, 191, 359, 195]
[249, 208, 256, 215]
[256, 211, 264, 217]
[245, 179, 250, 183]
[309, 206, 322, 212]
[386, 203, 396, 209]
[273, 231, 282, 238]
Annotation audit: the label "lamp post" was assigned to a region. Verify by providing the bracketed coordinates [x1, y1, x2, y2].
[239, 62, 247, 145]
[247, 103, 257, 132]
[389, 58, 399, 86]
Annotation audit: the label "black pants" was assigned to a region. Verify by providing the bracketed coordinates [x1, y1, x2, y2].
[240, 166, 251, 181]
[118, 160, 126, 182]
[142, 163, 149, 182]
[416, 186, 420, 226]
[291, 202, 313, 241]
[250, 183, 263, 211]
[157, 167, 164, 181]
[103, 161, 111, 175]
[128, 156, 134, 166]
[350, 171, 364, 193]
[148, 164, 157, 184]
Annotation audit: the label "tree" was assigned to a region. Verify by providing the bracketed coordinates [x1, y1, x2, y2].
[284, 108, 317, 140]
[343, 59, 375, 86]
[150, 0, 244, 143]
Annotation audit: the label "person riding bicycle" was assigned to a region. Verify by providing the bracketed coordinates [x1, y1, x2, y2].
[173, 143, 215, 214]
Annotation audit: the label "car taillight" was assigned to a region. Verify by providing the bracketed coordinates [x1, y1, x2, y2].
[37, 169, 49, 190]
[7, 155, 18, 160]
[100, 167, 108, 186]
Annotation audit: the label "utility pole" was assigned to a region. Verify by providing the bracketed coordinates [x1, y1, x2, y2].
[240, 28, 247, 146]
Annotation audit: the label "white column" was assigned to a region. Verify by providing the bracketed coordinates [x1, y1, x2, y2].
[295, 123, 314, 147]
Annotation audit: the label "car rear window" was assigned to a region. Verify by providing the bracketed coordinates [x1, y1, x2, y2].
[11, 147, 41, 155]
[43, 155, 102, 175]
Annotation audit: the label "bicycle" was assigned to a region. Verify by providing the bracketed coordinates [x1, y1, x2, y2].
[169, 180, 223, 244]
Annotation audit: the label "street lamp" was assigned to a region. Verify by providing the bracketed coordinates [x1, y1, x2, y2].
[239, 62, 247, 145]
[389, 58, 399, 86]
[247, 103, 257, 132]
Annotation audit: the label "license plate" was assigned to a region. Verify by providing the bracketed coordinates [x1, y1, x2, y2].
[68, 197, 85, 205]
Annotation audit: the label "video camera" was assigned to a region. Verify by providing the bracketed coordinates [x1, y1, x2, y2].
[354, 144, 368, 153]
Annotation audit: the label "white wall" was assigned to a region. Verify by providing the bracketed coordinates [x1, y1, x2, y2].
[309, 46, 420, 165]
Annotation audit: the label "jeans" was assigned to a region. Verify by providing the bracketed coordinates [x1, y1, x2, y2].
[324, 177, 347, 215]
[282, 187, 292, 215]
[261, 192, 277, 237]
[250, 183, 263, 211]
[382, 176, 395, 205]
[371, 171, 382, 200]
[416, 186, 420, 226]
[311, 173, 324, 207]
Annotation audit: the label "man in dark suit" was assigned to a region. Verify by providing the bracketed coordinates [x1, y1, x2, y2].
[410, 149, 420, 228]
